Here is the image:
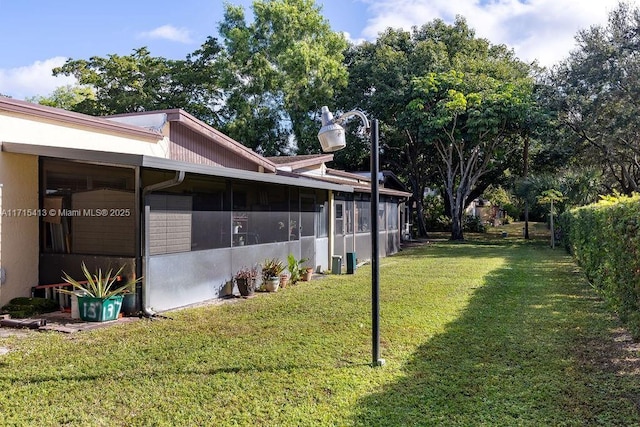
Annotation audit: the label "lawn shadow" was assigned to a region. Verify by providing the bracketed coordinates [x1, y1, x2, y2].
[354, 243, 640, 425]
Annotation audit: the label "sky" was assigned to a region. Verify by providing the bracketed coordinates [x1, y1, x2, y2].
[0, 0, 635, 100]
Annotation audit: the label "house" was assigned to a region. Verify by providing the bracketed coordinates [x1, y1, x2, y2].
[267, 157, 412, 262]
[0, 96, 409, 313]
[466, 198, 505, 225]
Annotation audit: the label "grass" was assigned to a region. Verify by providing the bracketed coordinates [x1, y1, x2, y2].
[1, 223, 639, 426]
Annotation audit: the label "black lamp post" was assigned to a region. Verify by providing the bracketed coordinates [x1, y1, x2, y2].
[318, 106, 384, 367]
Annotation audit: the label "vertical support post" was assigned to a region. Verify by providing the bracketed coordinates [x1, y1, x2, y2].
[370, 119, 383, 367]
[550, 199, 555, 249]
[0, 184, 4, 287]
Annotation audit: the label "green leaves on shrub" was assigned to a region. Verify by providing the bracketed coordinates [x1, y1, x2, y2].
[561, 193, 640, 337]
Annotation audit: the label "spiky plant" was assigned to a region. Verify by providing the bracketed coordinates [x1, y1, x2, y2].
[57, 262, 140, 299]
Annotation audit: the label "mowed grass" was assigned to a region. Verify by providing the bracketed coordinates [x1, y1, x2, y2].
[1, 223, 639, 426]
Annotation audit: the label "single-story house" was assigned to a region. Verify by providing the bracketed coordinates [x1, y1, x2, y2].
[466, 198, 505, 225]
[0, 96, 409, 312]
[267, 157, 412, 261]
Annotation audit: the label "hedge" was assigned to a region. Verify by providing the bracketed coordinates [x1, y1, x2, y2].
[560, 193, 640, 338]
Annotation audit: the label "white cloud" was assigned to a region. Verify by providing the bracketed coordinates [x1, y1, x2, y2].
[342, 31, 366, 45]
[360, 0, 636, 67]
[0, 57, 77, 100]
[138, 25, 193, 44]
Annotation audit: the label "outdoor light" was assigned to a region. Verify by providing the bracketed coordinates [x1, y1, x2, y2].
[317, 106, 347, 152]
[318, 106, 384, 368]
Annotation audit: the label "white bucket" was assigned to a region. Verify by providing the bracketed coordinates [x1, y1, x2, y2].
[70, 291, 87, 319]
[71, 295, 80, 319]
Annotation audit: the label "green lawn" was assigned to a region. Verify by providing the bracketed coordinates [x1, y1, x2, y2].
[1, 223, 639, 426]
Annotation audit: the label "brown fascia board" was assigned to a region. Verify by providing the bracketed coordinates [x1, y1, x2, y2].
[0, 96, 162, 141]
[267, 154, 335, 170]
[113, 108, 277, 173]
[286, 171, 411, 198]
[326, 168, 372, 183]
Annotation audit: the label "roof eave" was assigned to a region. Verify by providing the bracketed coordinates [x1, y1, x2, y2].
[0, 96, 162, 142]
[168, 109, 277, 173]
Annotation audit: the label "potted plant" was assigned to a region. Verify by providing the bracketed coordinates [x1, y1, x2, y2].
[301, 266, 314, 282]
[261, 258, 285, 292]
[279, 272, 290, 289]
[286, 254, 308, 285]
[120, 276, 140, 317]
[58, 262, 141, 322]
[235, 266, 258, 298]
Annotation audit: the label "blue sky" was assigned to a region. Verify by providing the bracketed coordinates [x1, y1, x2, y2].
[0, 0, 634, 99]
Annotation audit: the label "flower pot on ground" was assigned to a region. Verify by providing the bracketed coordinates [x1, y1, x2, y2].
[286, 254, 308, 285]
[301, 267, 314, 282]
[261, 258, 285, 292]
[57, 262, 141, 322]
[279, 273, 290, 289]
[264, 277, 280, 292]
[234, 266, 258, 298]
[77, 295, 124, 322]
[236, 278, 255, 297]
[121, 292, 139, 316]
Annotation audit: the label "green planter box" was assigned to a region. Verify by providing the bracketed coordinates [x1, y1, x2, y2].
[77, 295, 123, 322]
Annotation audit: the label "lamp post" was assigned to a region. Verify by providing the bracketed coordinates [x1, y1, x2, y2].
[318, 106, 385, 367]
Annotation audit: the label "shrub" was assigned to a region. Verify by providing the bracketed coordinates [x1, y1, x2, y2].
[464, 215, 486, 233]
[560, 193, 640, 338]
[1, 297, 59, 318]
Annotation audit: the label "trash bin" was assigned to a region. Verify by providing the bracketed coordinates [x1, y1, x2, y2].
[331, 255, 342, 275]
[346, 252, 357, 274]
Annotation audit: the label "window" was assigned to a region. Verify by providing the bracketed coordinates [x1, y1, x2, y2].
[356, 200, 370, 233]
[317, 201, 328, 237]
[41, 159, 135, 256]
[300, 195, 315, 237]
[232, 184, 291, 246]
[335, 202, 344, 235]
[387, 201, 399, 230]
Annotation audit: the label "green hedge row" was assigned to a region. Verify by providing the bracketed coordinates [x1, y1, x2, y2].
[560, 194, 640, 338]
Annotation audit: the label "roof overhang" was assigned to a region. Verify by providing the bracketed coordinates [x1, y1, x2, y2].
[0, 96, 161, 142]
[1, 141, 353, 192]
[108, 109, 277, 173]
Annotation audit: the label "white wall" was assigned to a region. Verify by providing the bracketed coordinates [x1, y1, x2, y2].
[0, 107, 172, 306]
[0, 115, 169, 158]
[0, 152, 39, 306]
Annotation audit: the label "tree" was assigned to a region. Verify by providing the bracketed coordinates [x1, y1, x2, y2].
[537, 189, 565, 249]
[339, 19, 534, 239]
[337, 22, 472, 237]
[408, 66, 533, 240]
[27, 85, 95, 110]
[218, 0, 348, 155]
[551, 1, 640, 194]
[52, 44, 225, 124]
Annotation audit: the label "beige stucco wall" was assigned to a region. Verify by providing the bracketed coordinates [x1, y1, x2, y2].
[0, 115, 169, 158]
[0, 109, 174, 307]
[0, 152, 39, 306]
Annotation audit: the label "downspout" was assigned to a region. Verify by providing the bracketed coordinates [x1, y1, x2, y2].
[140, 170, 185, 317]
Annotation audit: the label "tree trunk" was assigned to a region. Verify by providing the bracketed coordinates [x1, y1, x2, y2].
[523, 134, 530, 239]
[524, 201, 530, 239]
[449, 197, 464, 240]
[450, 213, 464, 240]
[415, 198, 428, 237]
[408, 177, 428, 237]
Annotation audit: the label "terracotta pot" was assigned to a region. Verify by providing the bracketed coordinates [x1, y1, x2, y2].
[279, 274, 290, 288]
[302, 267, 313, 282]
